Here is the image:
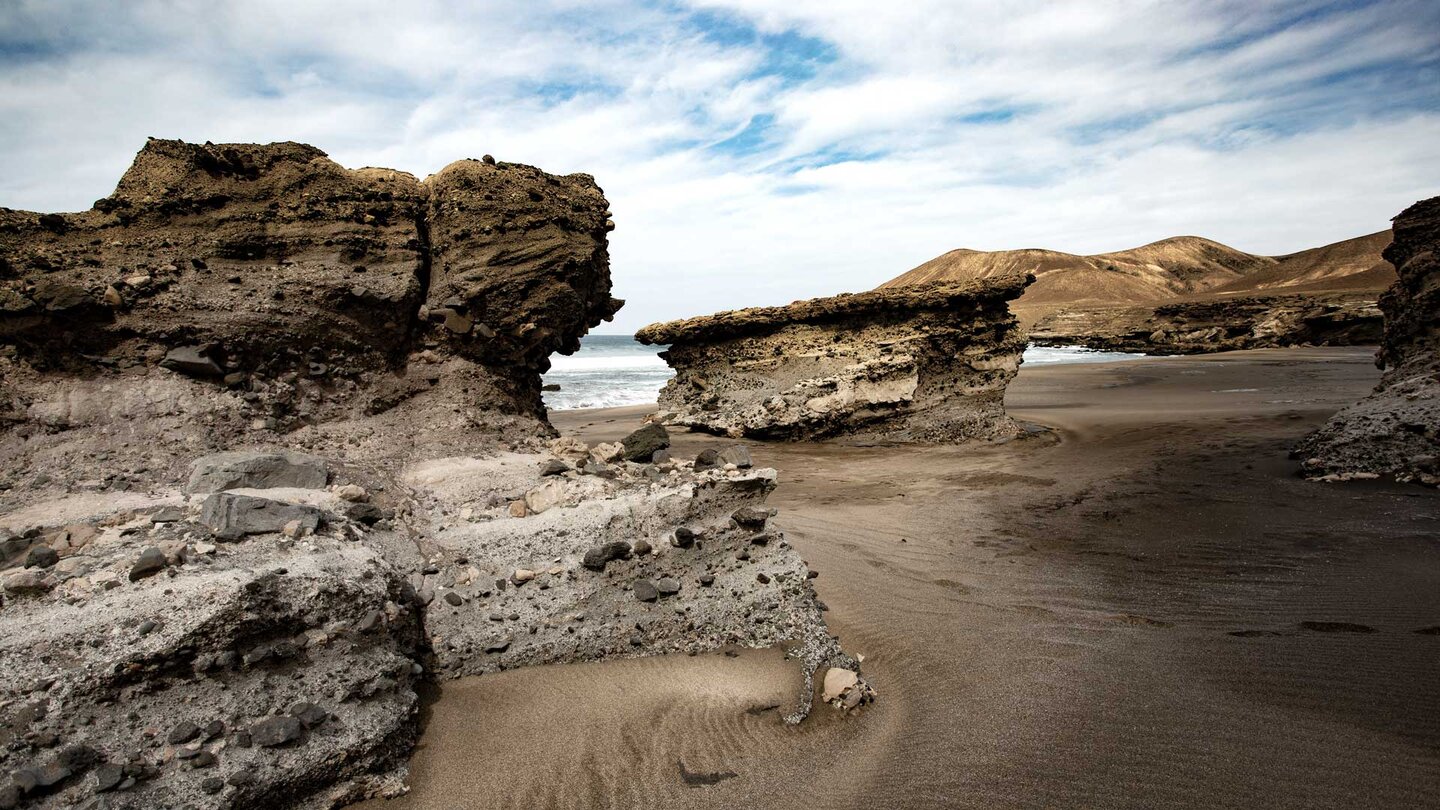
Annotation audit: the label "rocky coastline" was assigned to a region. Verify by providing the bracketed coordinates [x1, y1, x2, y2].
[1295, 196, 1440, 485]
[0, 140, 860, 809]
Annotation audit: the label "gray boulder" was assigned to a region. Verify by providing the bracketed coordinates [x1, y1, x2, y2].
[200, 494, 325, 536]
[187, 450, 329, 493]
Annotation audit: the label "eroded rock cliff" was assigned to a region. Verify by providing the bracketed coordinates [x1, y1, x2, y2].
[0, 141, 853, 809]
[1296, 197, 1440, 484]
[1028, 291, 1384, 354]
[635, 277, 1033, 442]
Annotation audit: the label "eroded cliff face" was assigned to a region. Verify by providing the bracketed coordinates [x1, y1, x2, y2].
[0, 141, 852, 809]
[1026, 291, 1384, 355]
[636, 277, 1033, 442]
[1296, 197, 1440, 484]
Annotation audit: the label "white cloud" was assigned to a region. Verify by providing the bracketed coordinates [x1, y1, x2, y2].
[1, 0, 1437, 332]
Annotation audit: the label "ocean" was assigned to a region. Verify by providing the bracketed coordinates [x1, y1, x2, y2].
[541, 335, 1147, 411]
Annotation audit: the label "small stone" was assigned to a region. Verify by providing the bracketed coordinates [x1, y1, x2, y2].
[160, 345, 223, 377]
[335, 484, 368, 502]
[226, 769, 256, 787]
[190, 751, 217, 769]
[511, 568, 535, 584]
[168, 722, 200, 744]
[508, 500, 528, 518]
[698, 574, 715, 587]
[718, 445, 753, 468]
[149, 507, 184, 524]
[731, 506, 774, 528]
[671, 527, 696, 548]
[581, 541, 632, 571]
[485, 636, 512, 653]
[633, 540, 652, 556]
[443, 591, 463, 607]
[821, 667, 860, 702]
[633, 579, 659, 602]
[290, 702, 328, 728]
[94, 764, 124, 793]
[539, 459, 569, 476]
[200, 776, 224, 793]
[24, 546, 58, 569]
[128, 547, 168, 581]
[250, 715, 303, 747]
[693, 448, 721, 471]
[281, 519, 310, 538]
[756, 572, 771, 584]
[655, 577, 681, 596]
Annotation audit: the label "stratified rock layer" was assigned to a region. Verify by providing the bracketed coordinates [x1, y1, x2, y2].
[1296, 197, 1440, 484]
[0, 141, 853, 809]
[1028, 291, 1384, 354]
[636, 277, 1033, 441]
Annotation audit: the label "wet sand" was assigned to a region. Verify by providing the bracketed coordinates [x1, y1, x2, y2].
[363, 347, 1440, 809]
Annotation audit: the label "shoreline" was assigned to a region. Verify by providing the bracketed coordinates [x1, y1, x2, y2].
[365, 346, 1440, 810]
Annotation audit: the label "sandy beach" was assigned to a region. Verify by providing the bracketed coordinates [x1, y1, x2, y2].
[358, 346, 1440, 809]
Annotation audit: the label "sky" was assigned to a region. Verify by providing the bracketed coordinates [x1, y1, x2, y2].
[1, 1, 1438, 333]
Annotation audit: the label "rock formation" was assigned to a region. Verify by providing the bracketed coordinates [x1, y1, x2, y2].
[635, 277, 1033, 441]
[1028, 291, 1383, 354]
[0, 141, 855, 809]
[1296, 197, 1440, 485]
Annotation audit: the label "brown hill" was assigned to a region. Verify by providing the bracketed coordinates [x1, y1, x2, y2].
[880, 231, 1395, 321]
[1209, 230, 1394, 295]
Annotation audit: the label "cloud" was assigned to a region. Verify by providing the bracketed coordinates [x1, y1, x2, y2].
[1, 0, 1437, 332]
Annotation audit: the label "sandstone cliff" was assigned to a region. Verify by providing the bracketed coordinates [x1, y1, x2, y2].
[1295, 197, 1440, 485]
[0, 141, 854, 809]
[636, 277, 1034, 442]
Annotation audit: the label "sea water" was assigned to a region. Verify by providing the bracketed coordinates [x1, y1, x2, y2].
[541, 336, 1147, 411]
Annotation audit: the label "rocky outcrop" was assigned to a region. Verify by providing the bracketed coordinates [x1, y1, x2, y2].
[0, 141, 855, 808]
[636, 277, 1033, 441]
[1296, 197, 1440, 484]
[1028, 291, 1384, 354]
[0, 139, 619, 434]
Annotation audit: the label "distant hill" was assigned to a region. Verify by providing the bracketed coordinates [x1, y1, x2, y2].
[879, 231, 1395, 323]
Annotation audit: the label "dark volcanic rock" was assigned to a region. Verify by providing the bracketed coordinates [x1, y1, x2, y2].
[250, 715, 304, 748]
[1298, 196, 1440, 484]
[632, 579, 659, 602]
[620, 423, 670, 462]
[128, 547, 168, 581]
[581, 541, 632, 571]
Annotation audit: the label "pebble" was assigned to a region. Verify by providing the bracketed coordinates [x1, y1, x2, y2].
[699, 574, 715, 587]
[756, 572, 771, 584]
[24, 546, 59, 569]
[443, 591, 463, 607]
[167, 722, 201, 744]
[633, 579, 659, 602]
[250, 715, 303, 747]
[656, 577, 681, 596]
[671, 527, 695, 548]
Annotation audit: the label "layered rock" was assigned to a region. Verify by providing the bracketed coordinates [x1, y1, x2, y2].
[635, 277, 1033, 441]
[1028, 291, 1384, 354]
[1296, 197, 1440, 484]
[0, 138, 619, 437]
[0, 141, 854, 808]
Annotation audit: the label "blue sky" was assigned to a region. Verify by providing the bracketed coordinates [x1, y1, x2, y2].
[2, 0, 1438, 331]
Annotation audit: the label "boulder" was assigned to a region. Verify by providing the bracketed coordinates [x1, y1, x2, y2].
[187, 450, 328, 493]
[200, 493, 324, 536]
[620, 423, 670, 463]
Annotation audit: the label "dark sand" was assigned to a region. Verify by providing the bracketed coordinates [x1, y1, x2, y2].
[360, 347, 1440, 809]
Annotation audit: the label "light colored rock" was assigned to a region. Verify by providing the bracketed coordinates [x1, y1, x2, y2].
[590, 442, 625, 463]
[336, 484, 369, 502]
[524, 479, 567, 514]
[822, 667, 859, 702]
[187, 449, 329, 493]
